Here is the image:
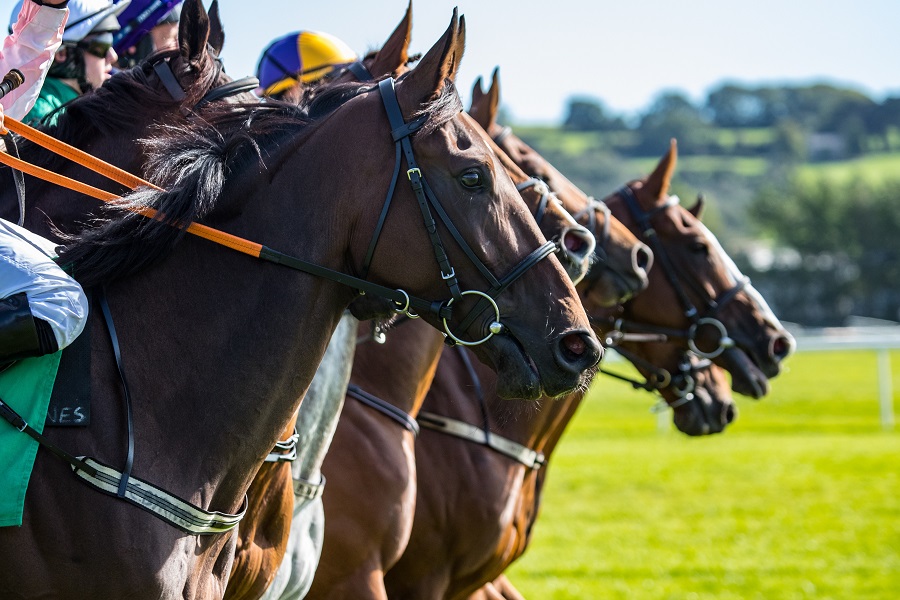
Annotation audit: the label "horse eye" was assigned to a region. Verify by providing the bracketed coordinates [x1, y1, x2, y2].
[690, 241, 709, 255]
[459, 171, 482, 188]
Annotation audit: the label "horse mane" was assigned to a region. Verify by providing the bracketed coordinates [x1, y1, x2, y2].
[23, 49, 217, 175]
[57, 78, 462, 288]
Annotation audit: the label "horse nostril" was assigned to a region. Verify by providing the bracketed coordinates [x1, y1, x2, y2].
[554, 330, 603, 372]
[633, 242, 653, 273]
[562, 226, 596, 261]
[770, 334, 794, 361]
[563, 332, 586, 356]
[724, 403, 737, 425]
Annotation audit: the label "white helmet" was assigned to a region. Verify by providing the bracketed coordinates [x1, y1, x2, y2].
[9, 0, 131, 42]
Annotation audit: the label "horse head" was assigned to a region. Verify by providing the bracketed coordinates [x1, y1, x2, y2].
[469, 68, 652, 306]
[597, 140, 795, 434]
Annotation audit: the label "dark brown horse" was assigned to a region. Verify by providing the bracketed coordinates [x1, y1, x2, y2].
[0, 12, 599, 599]
[383, 139, 794, 599]
[222, 8, 420, 600]
[0, 0, 255, 237]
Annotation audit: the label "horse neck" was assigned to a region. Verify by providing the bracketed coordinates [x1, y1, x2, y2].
[349, 318, 446, 416]
[100, 228, 353, 507]
[292, 312, 358, 482]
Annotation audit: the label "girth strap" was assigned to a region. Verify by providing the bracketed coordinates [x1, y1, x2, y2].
[72, 457, 247, 534]
[417, 411, 545, 470]
[293, 473, 325, 500]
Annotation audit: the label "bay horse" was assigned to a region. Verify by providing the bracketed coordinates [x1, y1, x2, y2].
[382, 87, 794, 600]
[223, 7, 419, 600]
[0, 12, 600, 599]
[305, 130, 619, 599]
[304, 80, 649, 600]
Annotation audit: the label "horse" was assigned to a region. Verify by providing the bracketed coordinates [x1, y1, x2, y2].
[304, 126, 625, 599]
[223, 7, 420, 600]
[0, 11, 600, 599]
[302, 74, 649, 599]
[0, 0, 258, 236]
[469, 70, 790, 432]
[383, 89, 794, 599]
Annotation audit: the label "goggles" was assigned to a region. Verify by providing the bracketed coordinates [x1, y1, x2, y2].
[73, 33, 115, 59]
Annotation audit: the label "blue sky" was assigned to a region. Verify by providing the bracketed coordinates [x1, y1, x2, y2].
[4, 0, 898, 124]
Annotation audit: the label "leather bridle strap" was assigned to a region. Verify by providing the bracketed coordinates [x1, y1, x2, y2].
[345, 61, 373, 81]
[194, 76, 260, 108]
[0, 116, 453, 320]
[619, 186, 702, 318]
[574, 197, 611, 264]
[518, 178, 552, 225]
[377, 77, 464, 301]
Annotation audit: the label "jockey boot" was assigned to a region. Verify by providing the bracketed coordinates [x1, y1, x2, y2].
[0, 292, 59, 367]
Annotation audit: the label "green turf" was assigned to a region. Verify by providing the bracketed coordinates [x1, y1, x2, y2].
[506, 350, 900, 599]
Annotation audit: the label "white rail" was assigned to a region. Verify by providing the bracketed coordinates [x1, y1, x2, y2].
[789, 325, 899, 430]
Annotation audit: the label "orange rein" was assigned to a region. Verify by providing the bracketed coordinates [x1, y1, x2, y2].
[0, 115, 264, 258]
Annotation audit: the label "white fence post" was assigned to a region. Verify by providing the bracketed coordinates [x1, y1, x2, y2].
[877, 349, 895, 431]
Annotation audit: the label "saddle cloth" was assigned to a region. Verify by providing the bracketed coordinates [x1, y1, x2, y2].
[0, 352, 62, 527]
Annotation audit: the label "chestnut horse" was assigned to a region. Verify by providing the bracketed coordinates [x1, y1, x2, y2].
[383, 80, 794, 599]
[0, 12, 599, 599]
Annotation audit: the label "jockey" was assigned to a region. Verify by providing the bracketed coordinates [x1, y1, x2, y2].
[255, 30, 358, 100]
[1, 0, 89, 366]
[9, 0, 130, 124]
[116, 1, 180, 70]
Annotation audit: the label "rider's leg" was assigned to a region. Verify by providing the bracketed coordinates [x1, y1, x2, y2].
[0, 219, 88, 365]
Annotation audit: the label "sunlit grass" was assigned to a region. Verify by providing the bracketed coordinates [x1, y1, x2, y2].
[507, 350, 900, 599]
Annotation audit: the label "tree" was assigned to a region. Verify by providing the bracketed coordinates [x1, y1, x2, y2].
[562, 97, 626, 131]
[636, 91, 711, 155]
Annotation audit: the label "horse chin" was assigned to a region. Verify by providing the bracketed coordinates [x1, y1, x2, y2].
[474, 333, 543, 400]
[671, 387, 736, 436]
[720, 347, 770, 399]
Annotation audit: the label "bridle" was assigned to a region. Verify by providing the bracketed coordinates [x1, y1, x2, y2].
[365, 77, 558, 346]
[592, 186, 749, 408]
[612, 186, 748, 360]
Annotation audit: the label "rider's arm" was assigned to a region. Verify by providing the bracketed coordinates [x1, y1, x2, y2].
[0, 0, 69, 119]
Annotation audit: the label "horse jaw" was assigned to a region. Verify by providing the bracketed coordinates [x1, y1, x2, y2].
[720, 346, 770, 399]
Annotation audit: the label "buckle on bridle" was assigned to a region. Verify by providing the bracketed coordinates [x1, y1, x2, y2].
[407, 168, 422, 180]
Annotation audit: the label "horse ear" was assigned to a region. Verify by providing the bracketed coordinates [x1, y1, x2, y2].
[486, 66, 501, 122]
[469, 76, 490, 129]
[178, 0, 211, 66]
[207, 0, 225, 57]
[688, 193, 705, 219]
[395, 9, 463, 114]
[367, 1, 412, 78]
[645, 138, 678, 199]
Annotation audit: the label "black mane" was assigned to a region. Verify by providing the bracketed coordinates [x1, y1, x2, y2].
[58, 77, 462, 288]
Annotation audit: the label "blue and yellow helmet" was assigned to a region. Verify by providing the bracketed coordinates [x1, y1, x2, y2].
[256, 31, 358, 96]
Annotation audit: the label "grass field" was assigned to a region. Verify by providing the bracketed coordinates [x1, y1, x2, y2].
[506, 350, 900, 599]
